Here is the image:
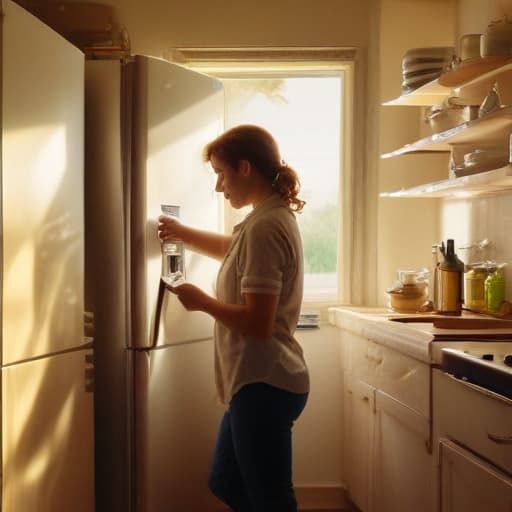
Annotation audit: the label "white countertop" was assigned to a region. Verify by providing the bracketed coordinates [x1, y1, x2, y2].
[328, 306, 512, 364]
[328, 307, 434, 363]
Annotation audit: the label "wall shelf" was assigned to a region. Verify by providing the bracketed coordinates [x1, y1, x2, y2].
[382, 79, 450, 106]
[380, 165, 512, 198]
[381, 105, 512, 158]
[382, 59, 512, 199]
[382, 59, 512, 108]
[438, 57, 512, 88]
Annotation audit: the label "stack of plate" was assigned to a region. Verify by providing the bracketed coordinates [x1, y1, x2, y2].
[401, 47, 455, 93]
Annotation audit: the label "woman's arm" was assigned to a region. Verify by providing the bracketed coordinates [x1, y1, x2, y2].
[168, 283, 279, 338]
[158, 215, 232, 261]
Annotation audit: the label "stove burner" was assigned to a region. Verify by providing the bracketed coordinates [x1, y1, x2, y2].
[441, 347, 512, 399]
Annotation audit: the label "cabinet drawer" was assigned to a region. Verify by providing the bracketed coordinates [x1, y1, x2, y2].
[439, 438, 512, 512]
[434, 369, 512, 474]
[342, 330, 430, 416]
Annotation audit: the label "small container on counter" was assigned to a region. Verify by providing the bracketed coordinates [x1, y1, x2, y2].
[485, 264, 507, 312]
[386, 269, 430, 313]
[464, 263, 491, 311]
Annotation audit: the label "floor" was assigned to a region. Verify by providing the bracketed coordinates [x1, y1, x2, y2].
[299, 508, 354, 512]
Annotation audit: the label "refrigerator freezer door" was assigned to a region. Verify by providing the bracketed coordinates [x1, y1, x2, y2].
[2, 0, 85, 364]
[130, 56, 224, 348]
[2, 349, 95, 511]
[134, 344, 224, 511]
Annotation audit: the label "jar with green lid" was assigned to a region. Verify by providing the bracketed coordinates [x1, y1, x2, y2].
[485, 266, 506, 313]
[464, 265, 487, 311]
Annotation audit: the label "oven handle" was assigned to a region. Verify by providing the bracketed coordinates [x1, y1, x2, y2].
[487, 432, 512, 445]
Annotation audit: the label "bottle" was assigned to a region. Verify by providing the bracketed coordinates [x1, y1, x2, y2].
[434, 239, 464, 316]
[485, 265, 506, 313]
[161, 204, 185, 286]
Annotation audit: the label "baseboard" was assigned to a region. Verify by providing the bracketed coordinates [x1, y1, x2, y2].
[207, 483, 349, 511]
[295, 483, 348, 510]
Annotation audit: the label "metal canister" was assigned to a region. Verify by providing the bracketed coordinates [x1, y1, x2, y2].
[464, 265, 487, 311]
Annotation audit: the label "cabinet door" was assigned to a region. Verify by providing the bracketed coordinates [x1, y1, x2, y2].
[373, 390, 433, 512]
[439, 439, 512, 512]
[344, 374, 375, 512]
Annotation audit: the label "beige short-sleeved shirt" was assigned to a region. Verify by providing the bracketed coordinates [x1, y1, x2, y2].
[214, 194, 310, 404]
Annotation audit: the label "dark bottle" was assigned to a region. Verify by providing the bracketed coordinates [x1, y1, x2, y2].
[434, 239, 464, 316]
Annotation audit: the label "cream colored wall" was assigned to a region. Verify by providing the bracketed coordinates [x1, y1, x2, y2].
[83, 0, 372, 58]
[295, 325, 343, 486]
[376, 0, 456, 303]
[440, 0, 512, 296]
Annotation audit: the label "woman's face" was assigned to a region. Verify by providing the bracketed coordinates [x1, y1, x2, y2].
[210, 154, 251, 209]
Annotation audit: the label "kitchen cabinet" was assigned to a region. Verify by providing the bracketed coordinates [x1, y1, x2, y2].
[433, 369, 512, 512]
[373, 390, 432, 512]
[344, 375, 375, 512]
[381, 60, 512, 198]
[340, 329, 433, 512]
[438, 439, 512, 512]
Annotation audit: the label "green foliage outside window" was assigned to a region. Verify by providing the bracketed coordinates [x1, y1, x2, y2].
[298, 202, 338, 273]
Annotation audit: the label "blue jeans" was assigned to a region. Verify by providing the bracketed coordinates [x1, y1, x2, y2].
[208, 383, 308, 512]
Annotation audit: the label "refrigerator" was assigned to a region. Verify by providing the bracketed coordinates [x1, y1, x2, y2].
[0, 1, 94, 511]
[84, 56, 226, 511]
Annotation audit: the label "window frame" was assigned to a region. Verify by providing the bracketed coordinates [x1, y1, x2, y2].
[173, 47, 363, 312]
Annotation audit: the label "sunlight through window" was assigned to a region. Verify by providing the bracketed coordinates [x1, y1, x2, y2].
[222, 76, 342, 302]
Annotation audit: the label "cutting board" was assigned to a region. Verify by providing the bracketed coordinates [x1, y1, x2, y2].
[389, 314, 512, 339]
[432, 317, 512, 329]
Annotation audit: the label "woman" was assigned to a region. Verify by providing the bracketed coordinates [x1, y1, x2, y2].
[158, 124, 309, 512]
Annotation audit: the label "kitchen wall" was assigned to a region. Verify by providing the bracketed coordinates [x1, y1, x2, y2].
[378, 0, 512, 302]
[377, 0, 456, 299]
[441, 0, 512, 292]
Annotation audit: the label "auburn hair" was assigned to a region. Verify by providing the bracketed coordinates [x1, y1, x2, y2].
[203, 124, 305, 213]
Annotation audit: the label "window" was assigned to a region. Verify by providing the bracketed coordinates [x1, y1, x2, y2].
[222, 76, 342, 303]
[177, 48, 356, 306]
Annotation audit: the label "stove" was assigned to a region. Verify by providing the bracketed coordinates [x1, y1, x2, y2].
[441, 342, 512, 399]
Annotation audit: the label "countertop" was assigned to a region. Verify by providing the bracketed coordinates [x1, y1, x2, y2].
[328, 306, 512, 364]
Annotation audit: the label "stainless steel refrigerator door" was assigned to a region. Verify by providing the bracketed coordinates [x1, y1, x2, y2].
[2, 349, 95, 511]
[2, 0, 85, 364]
[130, 56, 224, 348]
[134, 344, 224, 512]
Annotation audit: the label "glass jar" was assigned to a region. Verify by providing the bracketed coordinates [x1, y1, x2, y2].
[485, 267, 506, 313]
[464, 265, 487, 311]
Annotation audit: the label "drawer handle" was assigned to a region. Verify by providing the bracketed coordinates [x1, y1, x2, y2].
[487, 433, 512, 445]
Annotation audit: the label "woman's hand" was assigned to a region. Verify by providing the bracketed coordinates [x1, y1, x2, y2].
[158, 215, 183, 241]
[166, 282, 211, 312]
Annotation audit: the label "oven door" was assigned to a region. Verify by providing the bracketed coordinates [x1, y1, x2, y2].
[434, 369, 512, 511]
[439, 438, 512, 512]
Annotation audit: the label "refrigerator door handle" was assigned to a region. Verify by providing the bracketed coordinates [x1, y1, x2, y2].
[152, 278, 167, 347]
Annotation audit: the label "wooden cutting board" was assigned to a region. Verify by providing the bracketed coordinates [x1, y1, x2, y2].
[389, 314, 512, 339]
[432, 317, 512, 329]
